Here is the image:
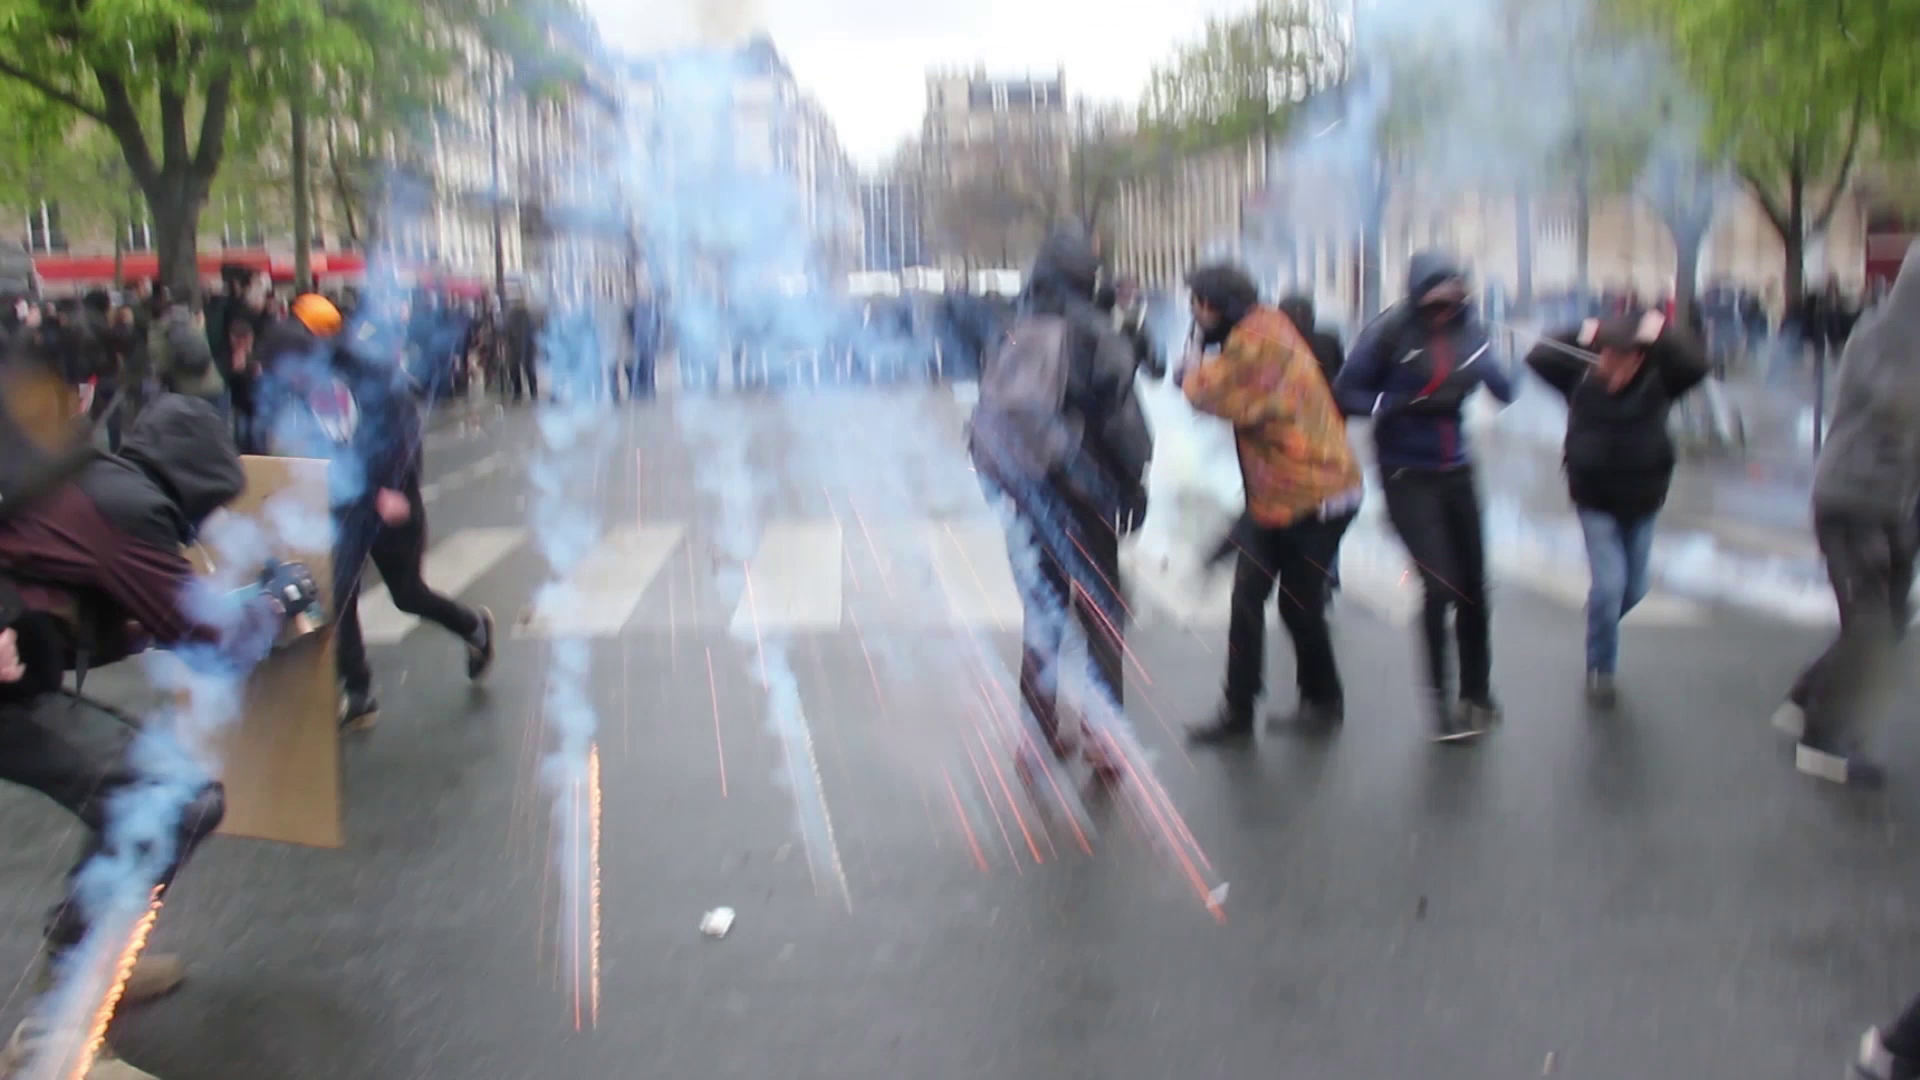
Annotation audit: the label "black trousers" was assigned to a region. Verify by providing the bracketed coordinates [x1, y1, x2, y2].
[983, 473, 1129, 752]
[333, 477, 480, 696]
[508, 349, 539, 402]
[1224, 511, 1355, 714]
[1787, 511, 1918, 753]
[0, 691, 225, 954]
[1382, 466, 1492, 702]
[1882, 990, 1920, 1060]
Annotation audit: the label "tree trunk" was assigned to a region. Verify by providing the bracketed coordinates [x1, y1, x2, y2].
[1573, 134, 1592, 304]
[112, 220, 126, 288]
[1514, 183, 1534, 315]
[292, 99, 312, 291]
[1673, 222, 1704, 329]
[147, 177, 206, 296]
[1782, 165, 1807, 325]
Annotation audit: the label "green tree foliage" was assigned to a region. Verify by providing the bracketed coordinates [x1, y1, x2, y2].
[0, 0, 550, 291]
[1621, 0, 1919, 313]
[1138, 0, 1349, 153]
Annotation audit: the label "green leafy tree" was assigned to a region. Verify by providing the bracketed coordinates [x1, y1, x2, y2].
[1625, 0, 1919, 316]
[1138, 0, 1349, 153]
[0, 0, 525, 291]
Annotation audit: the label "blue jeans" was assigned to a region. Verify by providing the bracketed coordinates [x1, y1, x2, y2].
[1577, 508, 1657, 675]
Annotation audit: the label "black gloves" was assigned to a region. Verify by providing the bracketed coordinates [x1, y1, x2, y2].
[259, 559, 326, 634]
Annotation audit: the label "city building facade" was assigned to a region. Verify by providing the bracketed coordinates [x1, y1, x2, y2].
[622, 34, 863, 293]
[858, 174, 925, 272]
[919, 66, 1072, 273]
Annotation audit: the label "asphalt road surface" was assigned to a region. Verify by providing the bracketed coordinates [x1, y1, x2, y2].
[2, 384, 1917, 1080]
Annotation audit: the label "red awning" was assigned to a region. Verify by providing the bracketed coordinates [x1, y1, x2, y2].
[32, 248, 369, 287]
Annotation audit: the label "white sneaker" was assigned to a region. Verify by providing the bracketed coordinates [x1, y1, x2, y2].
[1771, 702, 1806, 739]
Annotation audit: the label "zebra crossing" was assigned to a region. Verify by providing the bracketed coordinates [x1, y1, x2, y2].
[354, 513, 1737, 645]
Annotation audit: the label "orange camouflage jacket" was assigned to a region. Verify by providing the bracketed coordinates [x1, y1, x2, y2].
[1182, 306, 1362, 526]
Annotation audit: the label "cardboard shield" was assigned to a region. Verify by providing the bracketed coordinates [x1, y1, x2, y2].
[194, 456, 344, 848]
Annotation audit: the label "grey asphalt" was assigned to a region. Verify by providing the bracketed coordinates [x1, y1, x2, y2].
[3, 385, 1918, 1080]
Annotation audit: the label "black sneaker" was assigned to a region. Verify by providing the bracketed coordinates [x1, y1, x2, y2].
[1460, 697, 1501, 731]
[1585, 671, 1617, 709]
[1428, 696, 1476, 743]
[1796, 743, 1886, 790]
[341, 691, 379, 733]
[1272, 700, 1344, 735]
[467, 606, 496, 682]
[1187, 705, 1255, 746]
[1853, 1026, 1920, 1079]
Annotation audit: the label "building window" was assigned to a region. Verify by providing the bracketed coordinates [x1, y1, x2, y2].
[24, 201, 66, 253]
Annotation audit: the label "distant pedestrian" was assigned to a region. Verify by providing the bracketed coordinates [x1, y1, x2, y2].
[1525, 310, 1708, 707]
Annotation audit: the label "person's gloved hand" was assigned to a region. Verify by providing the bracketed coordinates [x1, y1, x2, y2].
[260, 559, 324, 631]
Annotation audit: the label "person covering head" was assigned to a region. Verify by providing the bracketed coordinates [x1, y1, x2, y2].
[293, 293, 344, 338]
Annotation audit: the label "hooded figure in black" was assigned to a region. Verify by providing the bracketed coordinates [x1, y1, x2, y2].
[1276, 294, 1344, 390]
[969, 227, 1152, 779]
[1333, 253, 1517, 742]
[257, 296, 496, 731]
[0, 392, 315, 1077]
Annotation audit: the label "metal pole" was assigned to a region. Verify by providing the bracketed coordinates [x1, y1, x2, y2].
[488, 49, 508, 312]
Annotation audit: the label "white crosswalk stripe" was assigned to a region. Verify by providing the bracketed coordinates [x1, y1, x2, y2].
[731, 521, 842, 635]
[515, 523, 686, 639]
[360, 527, 523, 644]
[355, 515, 1759, 642]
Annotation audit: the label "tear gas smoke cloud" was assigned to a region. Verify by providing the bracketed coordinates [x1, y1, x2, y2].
[626, 43, 1163, 867]
[1259, 0, 1717, 324]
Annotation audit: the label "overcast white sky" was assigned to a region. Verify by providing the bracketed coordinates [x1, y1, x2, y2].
[582, 0, 1250, 170]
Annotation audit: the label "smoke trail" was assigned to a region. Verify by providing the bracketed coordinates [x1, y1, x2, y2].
[526, 307, 613, 1026]
[21, 493, 324, 1080]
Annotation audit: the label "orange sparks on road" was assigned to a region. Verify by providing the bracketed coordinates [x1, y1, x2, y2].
[63, 886, 165, 1080]
[845, 501, 895, 599]
[705, 647, 728, 797]
[975, 726, 1046, 864]
[961, 737, 1022, 872]
[943, 767, 989, 872]
[588, 743, 602, 1031]
[740, 565, 771, 687]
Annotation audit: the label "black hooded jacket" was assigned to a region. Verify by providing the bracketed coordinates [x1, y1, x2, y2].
[1, 395, 247, 677]
[1276, 297, 1344, 389]
[1013, 229, 1153, 499]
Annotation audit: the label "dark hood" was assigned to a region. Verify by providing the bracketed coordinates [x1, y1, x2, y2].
[118, 394, 244, 534]
[1023, 228, 1101, 313]
[1277, 296, 1316, 333]
[1405, 251, 1465, 302]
